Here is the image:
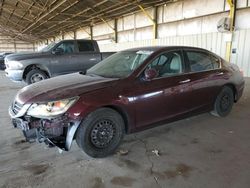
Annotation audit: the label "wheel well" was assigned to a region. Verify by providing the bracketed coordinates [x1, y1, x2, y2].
[224, 84, 237, 102]
[103, 105, 130, 134]
[23, 65, 49, 79]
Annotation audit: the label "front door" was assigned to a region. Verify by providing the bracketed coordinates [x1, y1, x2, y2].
[50, 41, 77, 76]
[125, 50, 193, 128]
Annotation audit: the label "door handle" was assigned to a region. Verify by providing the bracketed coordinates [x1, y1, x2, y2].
[216, 72, 224, 76]
[90, 58, 97, 61]
[179, 79, 191, 84]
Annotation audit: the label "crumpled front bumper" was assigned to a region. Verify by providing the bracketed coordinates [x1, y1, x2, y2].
[12, 117, 37, 142]
[9, 104, 81, 151]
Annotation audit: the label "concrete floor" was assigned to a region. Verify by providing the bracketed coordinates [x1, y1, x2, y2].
[0, 71, 250, 188]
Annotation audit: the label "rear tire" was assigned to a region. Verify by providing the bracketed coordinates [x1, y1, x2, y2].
[25, 69, 48, 84]
[210, 86, 234, 117]
[76, 108, 125, 158]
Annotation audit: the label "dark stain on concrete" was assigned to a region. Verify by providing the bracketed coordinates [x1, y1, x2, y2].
[12, 139, 30, 150]
[163, 127, 172, 133]
[115, 158, 141, 172]
[164, 163, 193, 179]
[181, 143, 188, 146]
[111, 176, 136, 187]
[23, 164, 49, 175]
[14, 140, 26, 145]
[191, 138, 199, 144]
[92, 177, 105, 188]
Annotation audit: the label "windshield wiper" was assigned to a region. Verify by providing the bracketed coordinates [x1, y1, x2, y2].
[83, 72, 103, 77]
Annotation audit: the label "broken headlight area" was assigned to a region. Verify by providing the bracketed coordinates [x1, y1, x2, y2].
[12, 115, 80, 151]
[27, 97, 78, 119]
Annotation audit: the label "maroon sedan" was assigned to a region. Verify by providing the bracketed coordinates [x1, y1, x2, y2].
[9, 46, 244, 158]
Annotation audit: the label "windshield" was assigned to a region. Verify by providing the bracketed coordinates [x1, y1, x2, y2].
[39, 42, 57, 52]
[87, 51, 153, 78]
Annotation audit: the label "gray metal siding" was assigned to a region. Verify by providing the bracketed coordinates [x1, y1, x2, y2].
[231, 29, 250, 76]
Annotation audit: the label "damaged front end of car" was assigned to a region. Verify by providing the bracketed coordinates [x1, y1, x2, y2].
[9, 97, 81, 151]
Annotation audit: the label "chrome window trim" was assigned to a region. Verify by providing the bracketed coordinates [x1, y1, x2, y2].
[144, 67, 223, 82]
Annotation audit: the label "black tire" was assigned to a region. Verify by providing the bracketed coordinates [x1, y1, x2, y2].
[25, 69, 48, 84]
[76, 108, 125, 158]
[211, 86, 234, 117]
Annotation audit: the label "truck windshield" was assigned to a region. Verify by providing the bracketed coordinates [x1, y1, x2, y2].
[39, 42, 57, 52]
[87, 51, 153, 78]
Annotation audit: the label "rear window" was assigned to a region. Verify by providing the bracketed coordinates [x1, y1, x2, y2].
[77, 41, 95, 52]
[186, 51, 220, 72]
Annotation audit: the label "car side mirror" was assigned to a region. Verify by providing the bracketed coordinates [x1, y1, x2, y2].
[144, 68, 158, 81]
[52, 48, 64, 55]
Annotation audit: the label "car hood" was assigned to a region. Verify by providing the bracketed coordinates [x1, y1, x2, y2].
[6, 51, 48, 61]
[16, 73, 119, 104]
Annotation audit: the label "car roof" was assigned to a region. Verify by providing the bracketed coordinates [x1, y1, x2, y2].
[122, 46, 209, 52]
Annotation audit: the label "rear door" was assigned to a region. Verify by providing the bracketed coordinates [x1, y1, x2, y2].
[74, 40, 102, 71]
[183, 49, 223, 111]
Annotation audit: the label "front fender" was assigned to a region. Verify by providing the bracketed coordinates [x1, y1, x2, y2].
[65, 121, 81, 150]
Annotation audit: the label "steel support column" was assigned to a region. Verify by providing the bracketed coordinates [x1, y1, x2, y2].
[138, 5, 157, 40]
[99, 17, 116, 42]
[73, 31, 76, 39]
[114, 18, 118, 43]
[226, 0, 237, 62]
[90, 26, 93, 40]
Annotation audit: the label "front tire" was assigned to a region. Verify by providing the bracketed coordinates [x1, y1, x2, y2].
[211, 86, 234, 117]
[25, 69, 48, 84]
[76, 108, 125, 158]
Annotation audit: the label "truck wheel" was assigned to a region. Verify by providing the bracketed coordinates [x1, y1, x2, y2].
[76, 108, 125, 158]
[210, 86, 234, 117]
[25, 69, 48, 84]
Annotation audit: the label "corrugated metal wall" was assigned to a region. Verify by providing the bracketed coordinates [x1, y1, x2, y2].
[0, 34, 34, 52]
[99, 32, 227, 57]
[231, 29, 250, 76]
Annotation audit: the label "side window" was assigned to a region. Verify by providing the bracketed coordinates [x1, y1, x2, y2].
[77, 41, 95, 52]
[186, 51, 219, 72]
[151, 55, 168, 66]
[147, 51, 183, 78]
[56, 41, 75, 54]
[210, 55, 220, 69]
